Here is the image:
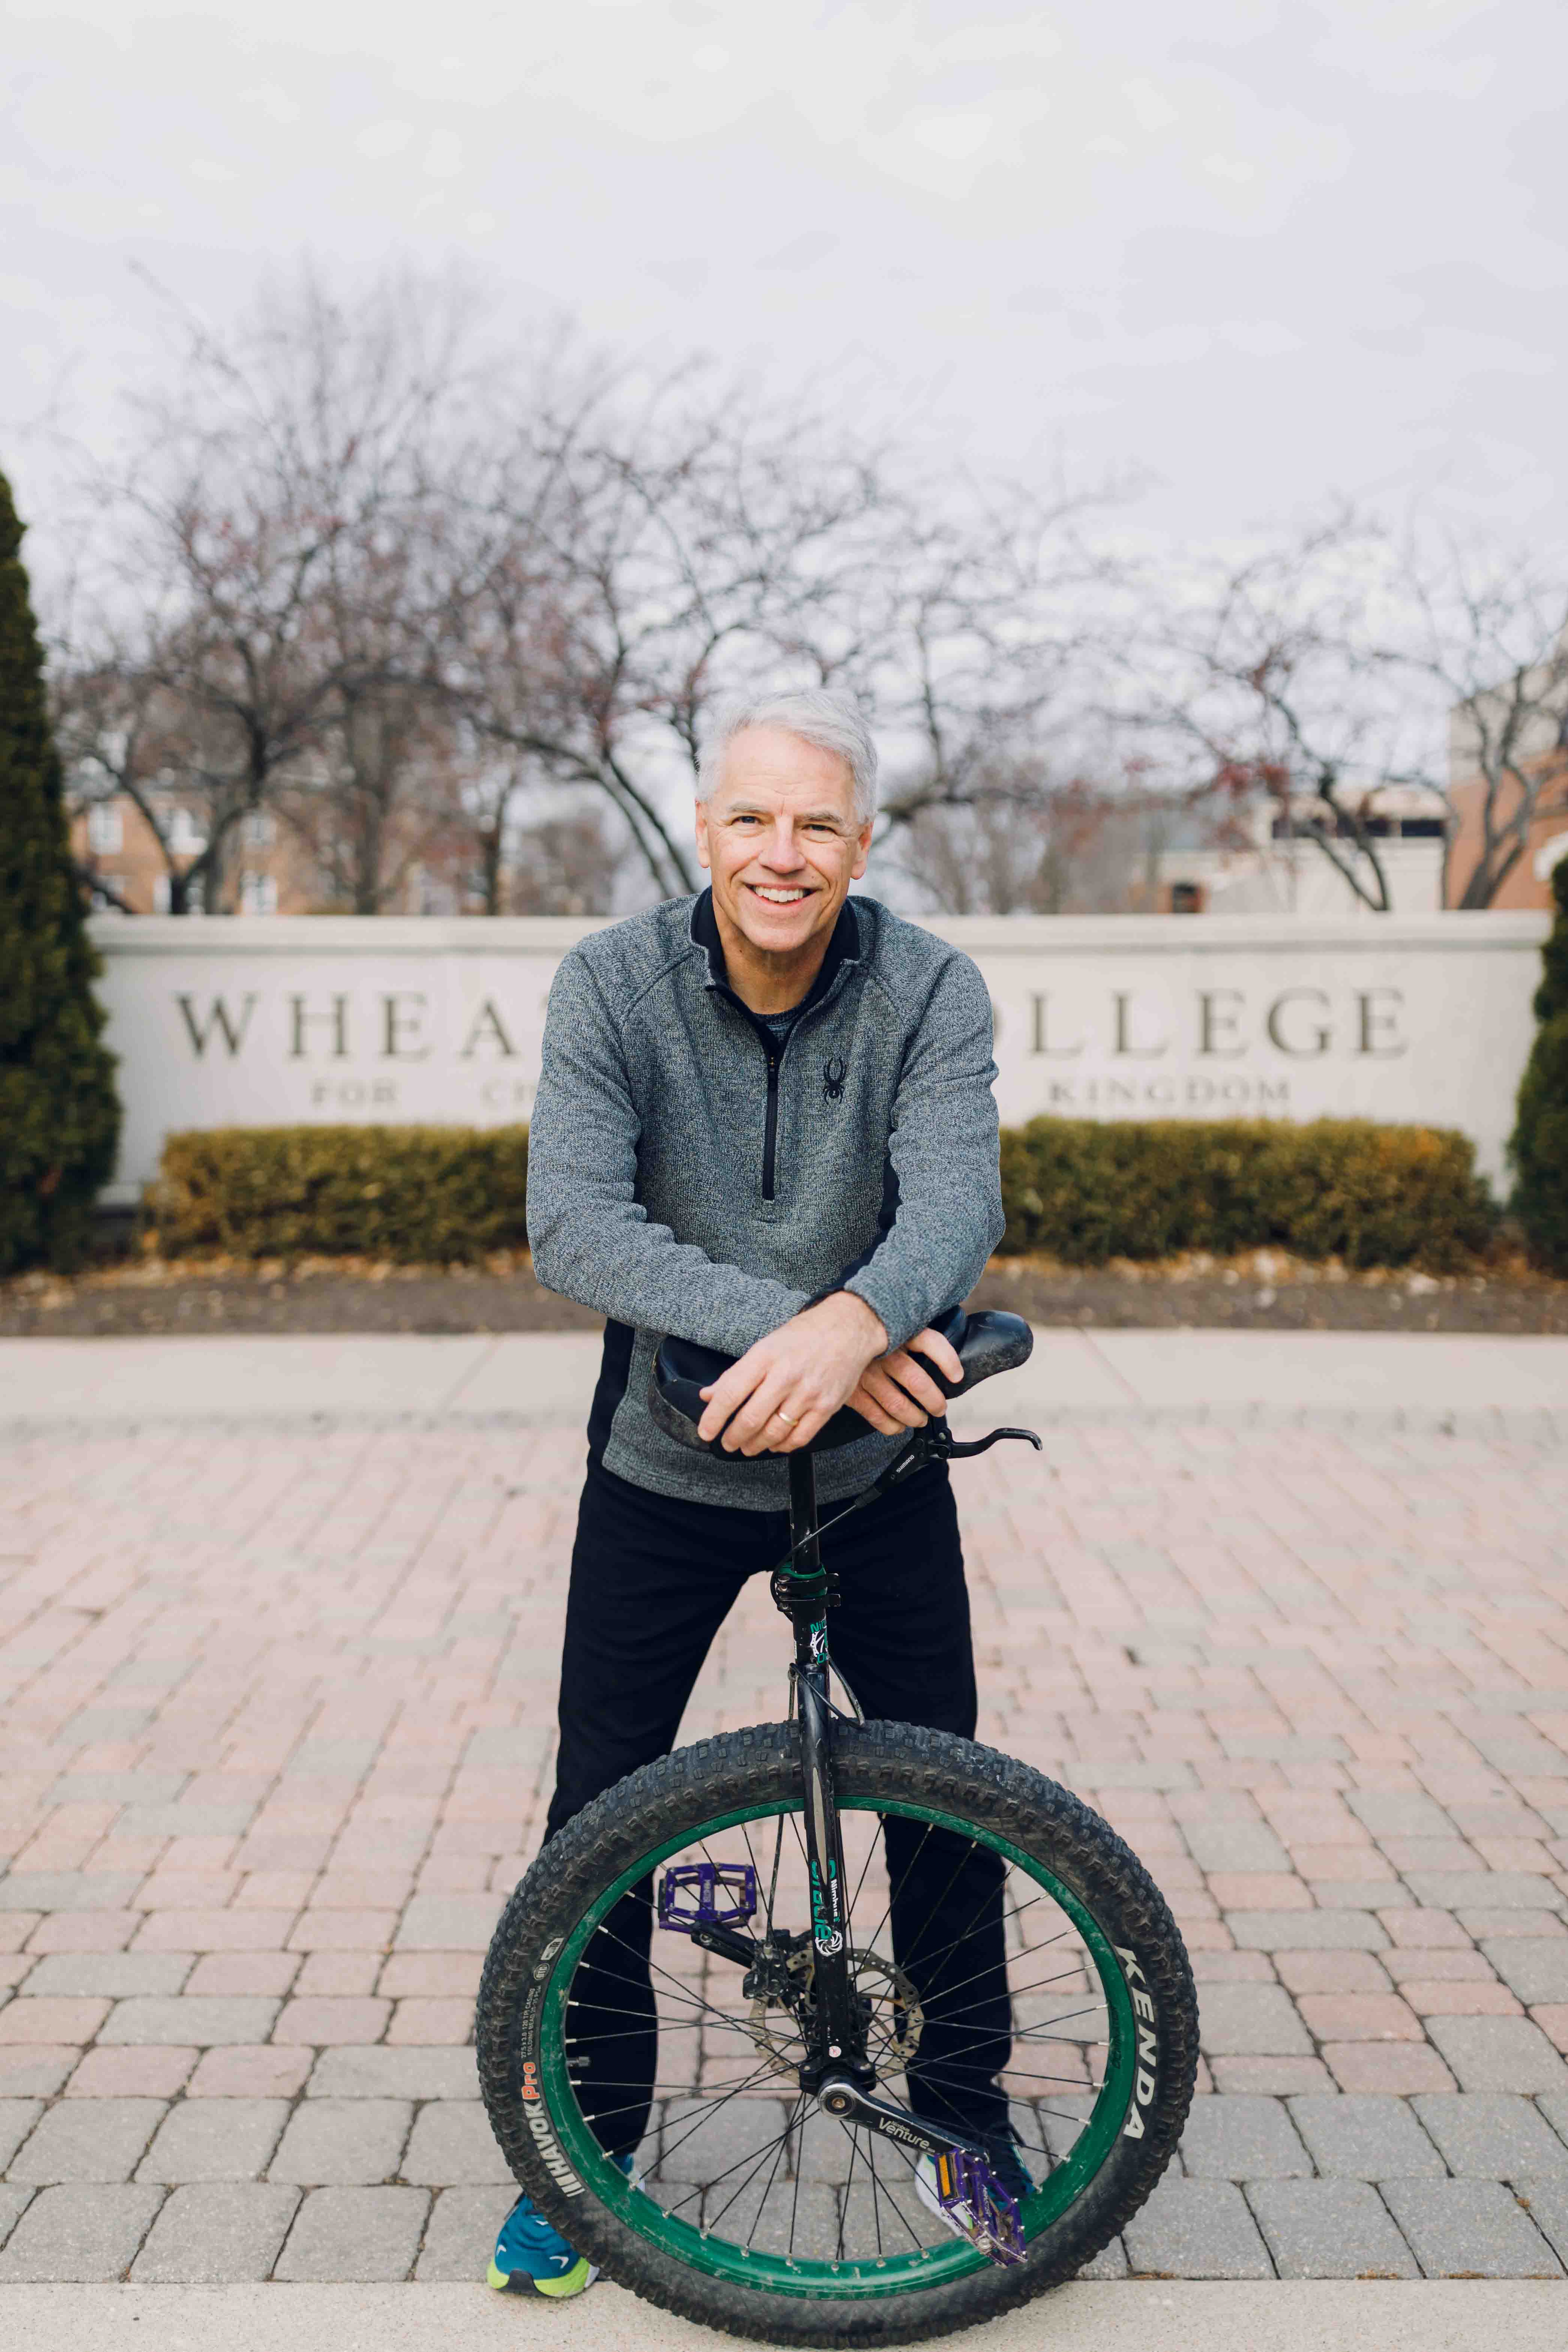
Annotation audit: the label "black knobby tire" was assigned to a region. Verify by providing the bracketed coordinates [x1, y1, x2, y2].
[476, 1721, 1197, 2348]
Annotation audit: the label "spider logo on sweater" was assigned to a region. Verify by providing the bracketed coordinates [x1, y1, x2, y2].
[822, 1056, 848, 1103]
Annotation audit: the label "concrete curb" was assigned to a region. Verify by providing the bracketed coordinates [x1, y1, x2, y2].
[1, 1401, 1564, 1445]
[3, 1328, 1567, 1445]
[4, 2279, 1565, 2351]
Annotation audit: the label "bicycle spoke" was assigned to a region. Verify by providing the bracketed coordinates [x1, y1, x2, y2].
[656, 2062, 794, 2168]
[739, 1819, 775, 1941]
[834, 2114, 855, 2262]
[886, 1894, 1058, 1983]
[788, 2122, 803, 2259]
[567, 1999, 760, 2043]
[842, 1826, 881, 1943]
[707, 2111, 802, 2236]
[861, 2124, 927, 2255]
[653, 2115, 800, 2221]
[581, 1920, 769, 2040]
[858, 1819, 934, 1959]
[881, 1835, 987, 1980]
[741, 2098, 800, 2252]
[864, 2126, 885, 2258]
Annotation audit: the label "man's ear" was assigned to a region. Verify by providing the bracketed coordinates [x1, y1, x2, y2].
[695, 801, 711, 873]
[850, 820, 873, 881]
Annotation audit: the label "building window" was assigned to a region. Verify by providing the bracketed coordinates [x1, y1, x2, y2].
[240, 871, 279, 915]
[243, 809, 277, 849]
[87, 801, 123, 853]
[1170, 880, 1204, 914]
[167, 807, 207, 856]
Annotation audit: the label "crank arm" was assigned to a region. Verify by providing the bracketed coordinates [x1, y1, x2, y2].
[815, 2076, 966, 2163]
[817, 2077, 1027, 2267]
[687, 1922, 761, 1969]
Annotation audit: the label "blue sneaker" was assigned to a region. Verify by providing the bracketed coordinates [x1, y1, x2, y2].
[487, 2153, 634, 2297]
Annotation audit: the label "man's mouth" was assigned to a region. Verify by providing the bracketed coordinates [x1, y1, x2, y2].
[746, 885, 811, 906]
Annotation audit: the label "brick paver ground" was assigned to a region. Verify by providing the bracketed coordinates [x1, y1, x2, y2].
[1, 1402, 1567, 2283]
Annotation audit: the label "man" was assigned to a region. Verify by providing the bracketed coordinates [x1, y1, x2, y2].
[489, 687, 1019, 2298]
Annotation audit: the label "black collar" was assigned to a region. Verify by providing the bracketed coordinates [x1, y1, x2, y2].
[690, 888, 861, 1017]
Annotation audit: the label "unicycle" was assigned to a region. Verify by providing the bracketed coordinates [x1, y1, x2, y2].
[476, 1308, 1197, 2345]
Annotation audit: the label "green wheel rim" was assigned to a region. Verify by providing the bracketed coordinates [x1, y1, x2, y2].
[538, 1794, 1138, 2302]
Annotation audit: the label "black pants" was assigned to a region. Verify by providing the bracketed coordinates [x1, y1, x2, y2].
[544, 1455, 1012, 2159]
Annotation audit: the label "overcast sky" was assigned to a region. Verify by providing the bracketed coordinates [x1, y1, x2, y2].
[4, 0, 1566, 561]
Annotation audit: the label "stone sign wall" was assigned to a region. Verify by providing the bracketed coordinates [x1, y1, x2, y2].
[88, 908, 1549, 1207]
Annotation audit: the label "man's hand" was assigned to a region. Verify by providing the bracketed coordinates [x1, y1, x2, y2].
[697, 1295, 963, 1456]
[843, 1324, 964, 1435]
[698, 1292, 887, 1455]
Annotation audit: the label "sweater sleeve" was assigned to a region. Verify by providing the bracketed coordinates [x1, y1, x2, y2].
[839, 954, 1005, 1352]
[526, 948, 810, 1352]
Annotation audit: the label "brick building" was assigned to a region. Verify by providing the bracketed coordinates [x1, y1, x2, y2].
[1443, 761, 1568, 911]
[68, 792, 315, 916]
[1444, 637, 1568, 910]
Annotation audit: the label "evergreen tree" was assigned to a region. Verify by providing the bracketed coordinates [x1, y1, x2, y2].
[0, 468, 120, 1271]
[1508, 848, 1568, 1274]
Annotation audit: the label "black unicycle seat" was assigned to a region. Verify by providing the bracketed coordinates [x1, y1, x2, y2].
[649, 1304, 1033, 1456]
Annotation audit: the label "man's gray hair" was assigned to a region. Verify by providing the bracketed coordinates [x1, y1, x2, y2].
[696, 688, 879, 824]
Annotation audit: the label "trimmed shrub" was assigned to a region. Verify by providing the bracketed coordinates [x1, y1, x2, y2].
[997, 1116, 1493, 1271]
[150, 1125, 529, 1262]
[147, 1113, 1494, 1273]
[1509, 852, 1568, 1273]
[0, 469, 120, 1271]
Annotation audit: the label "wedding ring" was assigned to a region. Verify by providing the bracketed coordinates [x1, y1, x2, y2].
[774, 1409, 798, 1426]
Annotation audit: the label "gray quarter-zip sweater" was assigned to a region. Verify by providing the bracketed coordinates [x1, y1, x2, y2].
[526, 888, 1006, 1507]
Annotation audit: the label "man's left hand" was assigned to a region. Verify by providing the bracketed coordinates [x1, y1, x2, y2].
[697, 1296, 964, 1457]
[697, 1292, 890, 1455]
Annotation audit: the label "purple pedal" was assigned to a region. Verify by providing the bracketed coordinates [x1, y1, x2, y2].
[932, 2147, 1025, 2267]
[657, 1861, 758, 1932]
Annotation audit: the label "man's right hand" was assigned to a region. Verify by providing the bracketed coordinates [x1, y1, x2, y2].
[842, 1325, 963, 1436]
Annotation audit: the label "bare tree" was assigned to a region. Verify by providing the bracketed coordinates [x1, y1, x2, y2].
[50, 654, 209, 910]
[443, 377, 887, 898]
[890, 769, 1185, 916]
[508, 805, 622, 915]
[51, 265, 1132, 916]
[1120, 508, 1568, 914]
[55, 263, 498, 910]
[1117, 510, 1424, 913]
[1387, 536, 1568, 907]
[446, 371, 1128, 903]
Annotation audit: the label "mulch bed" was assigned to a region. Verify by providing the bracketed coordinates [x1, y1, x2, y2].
[4, 1248, 1567, 1338]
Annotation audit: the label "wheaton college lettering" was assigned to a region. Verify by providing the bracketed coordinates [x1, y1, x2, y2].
[1007, 983, 1407, 1117]
[168, 976, 1407, 1123]
[87, 913, 1540, 1202]
[173, 987, 542, 1117]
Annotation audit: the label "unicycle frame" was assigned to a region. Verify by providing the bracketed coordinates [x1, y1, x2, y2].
[707, 1428, 1041, 2262]
[778, 1450, 864, 2086]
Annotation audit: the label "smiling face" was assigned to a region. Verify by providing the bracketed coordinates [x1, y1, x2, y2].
[695, 725, 873, 1006]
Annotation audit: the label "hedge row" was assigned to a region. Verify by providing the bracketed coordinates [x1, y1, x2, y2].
[998, 1116, 1493, 1271]
[150, 1125, 529, 1263]
[148, 1115, 1493, 1272]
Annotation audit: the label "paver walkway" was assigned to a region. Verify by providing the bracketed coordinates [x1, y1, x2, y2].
[0, 1332, 1566, 2291]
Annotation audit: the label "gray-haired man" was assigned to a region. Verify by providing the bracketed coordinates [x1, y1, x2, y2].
[488, 691, 1021, 2298]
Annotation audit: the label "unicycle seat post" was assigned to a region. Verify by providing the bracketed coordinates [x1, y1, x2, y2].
[776, 1451, 839, 1671]
[786, 1451, 820, 1567]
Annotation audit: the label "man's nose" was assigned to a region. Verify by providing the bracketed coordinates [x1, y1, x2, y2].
[761, 819, 806, 868]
